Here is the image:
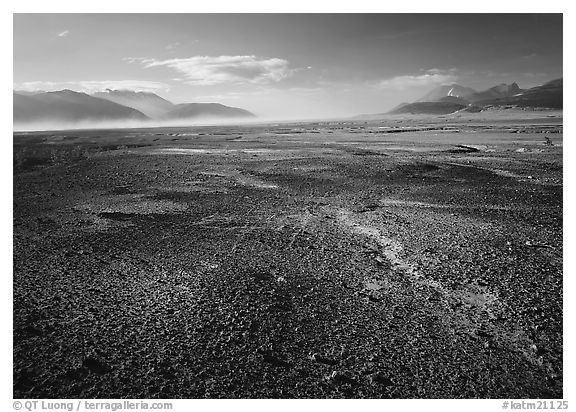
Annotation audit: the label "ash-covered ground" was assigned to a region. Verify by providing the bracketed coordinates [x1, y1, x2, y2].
[13, 112, 563, 398]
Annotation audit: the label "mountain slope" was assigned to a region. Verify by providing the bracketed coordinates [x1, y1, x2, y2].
[162, 103, 256, 120]
[476, 79, 562, 108]
[468, 83, 523, 103]
[417, 84, 477, 102]
[14, 89, 259, 129]
[437, 96, 471, 105]
[14, 90, 149, 126]
[388, 101, 467, 115]
[92, 89, 174, 118]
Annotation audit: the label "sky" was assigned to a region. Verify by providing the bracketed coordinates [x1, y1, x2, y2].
[13, 14, 563, 119]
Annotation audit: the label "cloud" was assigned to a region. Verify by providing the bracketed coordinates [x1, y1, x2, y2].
[14, 80, 170, 93]
[165, 40, 198, 51]
[165, 42, 181, 51]
[379, 69, 458, 90]
[57, 30, 69, 37]
[129, 55, 293, 85]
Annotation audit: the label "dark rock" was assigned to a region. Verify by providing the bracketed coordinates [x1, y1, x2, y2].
[368, 294, 381, 303]
[262, 351, 291, 368]
[37, 216, 56, 225]
[21, 325, 44, 338]
[370, 372, 394, 388]
[61, 368, 88, 381]
[476, 329, 493, 338]
[14, 372, 35, 391]
[310, 353, 338, 366]
[329, 371, 357, 386]
[82, 356, 111, 375]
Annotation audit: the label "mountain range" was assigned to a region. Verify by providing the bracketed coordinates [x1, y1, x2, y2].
[13, 77, 563, 129]
[388, 78, 562, 115]
[13, 89, 256, 129]
[13, 90, 149, 125]
[92, 89, 175, 119]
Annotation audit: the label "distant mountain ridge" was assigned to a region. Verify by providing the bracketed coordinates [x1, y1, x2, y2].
[92, 89, 175, 118]
[162, 103, 256, 120]
[417, 84, 477, 102]
[388, 78, 562, 115]
[470, 82, 522, 102]
[388, 101, 469, 115]
[14, 90, 149, 125]
[13, 89, 257, 129]
[476, 79, 562, 108]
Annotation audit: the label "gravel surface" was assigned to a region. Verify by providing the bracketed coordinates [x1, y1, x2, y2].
[13, 115, 563, 398]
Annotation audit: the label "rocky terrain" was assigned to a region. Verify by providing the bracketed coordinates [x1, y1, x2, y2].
[13, 111, 563, 398]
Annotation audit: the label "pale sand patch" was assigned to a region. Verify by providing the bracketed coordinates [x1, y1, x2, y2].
[328, 207, 540, 364]
[198, 169, 279, 190]
[76, 193, 188, 216]
[151, 147, 300, 156]
[334, 208, 442, 290]
[152, 148, 222, 154]
[378, 198, 558, 211]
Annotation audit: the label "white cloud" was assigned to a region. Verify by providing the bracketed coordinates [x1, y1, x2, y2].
[129, 55, 293, 86]
[379, 69, 458, 90]
[57, 30, 69, 38]
[165, 40, 199, 51]
[14, 80, 170, 93]
[165, 42, 181, 51]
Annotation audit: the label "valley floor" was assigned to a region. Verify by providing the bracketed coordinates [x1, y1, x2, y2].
[13, 113, 563, 398]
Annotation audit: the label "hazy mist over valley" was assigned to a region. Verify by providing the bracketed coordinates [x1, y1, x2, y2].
[13, 76, 563, 131]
